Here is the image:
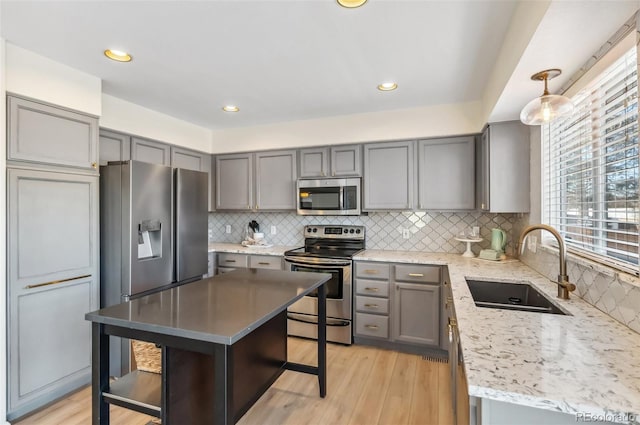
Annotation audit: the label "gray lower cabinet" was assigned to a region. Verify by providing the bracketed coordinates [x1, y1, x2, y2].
[363, 141, 415, 210]
[216, 253, 282, 274]
[131, 136, 171, 166]
[255, 150, 297, 210]
[216, 153, 254, 210]
[217, 150, 297, 211]
[418, 136, 475, 210]
[7, 95, 99, 171]
[393, 264, 441, 346]
[99, 129, 131, 165]
[299, 145, 361, 177]
[354, 261, 442, 349]
[7, 168, 99, 419]
[479, 121, 530, 213]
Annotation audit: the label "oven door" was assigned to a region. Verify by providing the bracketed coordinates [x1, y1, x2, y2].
[285, 258, 352, 320]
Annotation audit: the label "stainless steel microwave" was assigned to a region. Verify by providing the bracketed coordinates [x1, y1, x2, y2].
[297, 178, 361, 215]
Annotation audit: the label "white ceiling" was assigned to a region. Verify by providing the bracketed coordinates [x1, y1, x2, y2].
[1, 1, 638, 131]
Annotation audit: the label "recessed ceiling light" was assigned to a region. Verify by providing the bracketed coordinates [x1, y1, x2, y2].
[104, 49, 132, 62]
[337, 0, 367, 8]
[222, 105, 239, 112]
[377, 82, 398, 91]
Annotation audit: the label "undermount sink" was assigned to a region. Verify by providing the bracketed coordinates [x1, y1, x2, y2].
[466, 279, 570, 316]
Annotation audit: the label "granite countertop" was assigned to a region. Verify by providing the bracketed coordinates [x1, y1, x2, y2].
[208, 242, 296, 256]
[354, 249, 640, 423]
[85, 269, 329, 345]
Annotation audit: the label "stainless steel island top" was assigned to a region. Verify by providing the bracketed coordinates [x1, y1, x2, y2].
[86, 268, 330, 345]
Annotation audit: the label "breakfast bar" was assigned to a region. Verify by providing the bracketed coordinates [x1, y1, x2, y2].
[85, 269, 330, 425]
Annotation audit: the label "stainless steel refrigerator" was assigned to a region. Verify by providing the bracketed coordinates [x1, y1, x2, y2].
[100, 160, 208, 376]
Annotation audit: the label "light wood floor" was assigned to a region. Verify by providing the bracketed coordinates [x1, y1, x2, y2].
[16, 338, 453, 425]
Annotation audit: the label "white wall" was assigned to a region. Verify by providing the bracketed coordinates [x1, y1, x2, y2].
[5, 43, 101, 116]
[101, 94, 212, 153]
[1, 37, 9, 425]
[210, 101, 483, 154]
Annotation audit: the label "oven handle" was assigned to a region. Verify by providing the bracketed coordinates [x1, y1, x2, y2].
[287, 313, 350, 327]
[285, 258, 351, 268]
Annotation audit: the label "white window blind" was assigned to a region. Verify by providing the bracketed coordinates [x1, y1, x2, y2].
[543, 46, 639, 269]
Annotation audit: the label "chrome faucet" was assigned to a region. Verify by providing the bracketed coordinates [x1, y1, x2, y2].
[518, 224, 576, 300]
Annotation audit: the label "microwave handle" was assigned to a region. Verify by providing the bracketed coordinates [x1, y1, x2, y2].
[339, 185, 344, 210]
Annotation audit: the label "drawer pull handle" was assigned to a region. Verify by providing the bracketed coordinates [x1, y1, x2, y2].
[25, 274, 92, 289]
[365, 325, 379, 330]
[364, 269, 379, 274]
[225, 260, 237, 263]
[408, 273, 424, 277]
[258, 262, 270, 265]
[364, 304, 379, 308]
[364, 287, 379, 292]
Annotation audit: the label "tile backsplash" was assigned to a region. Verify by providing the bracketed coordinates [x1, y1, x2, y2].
[209, 211, 521, 254]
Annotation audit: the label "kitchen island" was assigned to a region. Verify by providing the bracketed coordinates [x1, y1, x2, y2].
[85, 269, 330, 425]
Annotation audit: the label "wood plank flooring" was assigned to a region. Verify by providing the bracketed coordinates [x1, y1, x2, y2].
[15, 338, 453, 425]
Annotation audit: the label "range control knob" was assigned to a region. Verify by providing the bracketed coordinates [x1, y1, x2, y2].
[312, 228, 318, 233]
[356, 229, 361, 234]
[343, 229, 348, 234]
[307, 227, 312, 232]
[349, 229, 355, 234]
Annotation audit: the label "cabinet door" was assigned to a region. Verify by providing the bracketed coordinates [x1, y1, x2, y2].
[393, 282, 440, 346]
[255, 150, 297, 210]
[210, 154, 216, 212]
[171, 146, 210, 172]
[7, 169, 98, 417]
[216, 153, 253, 210]
[299, 147, 329, 177]
[487, 121, 530, 213]
[8, 95, 98, 170]
[331, 144, 361, 176]
[99, 129, 131, 165]
[363, 141, 415, 210]
[131, 137, 171, 166]
[418, 137, 475, 210]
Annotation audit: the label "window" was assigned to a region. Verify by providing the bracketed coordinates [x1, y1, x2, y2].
[543, 46, 639, 271]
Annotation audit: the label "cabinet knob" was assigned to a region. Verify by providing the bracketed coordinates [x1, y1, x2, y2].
[481, 203, 486, 209]
[332, 171, 335, 176]
[91, 162, 97, 169]
[255, 205, 259, 210]
[247, 205, 251, 209]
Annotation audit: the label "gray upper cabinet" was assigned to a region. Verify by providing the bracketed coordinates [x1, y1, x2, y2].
[299, 145, 361, 177]
[171, 146, 213, 211]
[99, 129, 131, 165]
[7, 168, 99, 419]
[131, 137, 171, 166]
[299, 147, 329, 177]
[418, 136, 475, 210]
[255, 150, 297, 210]
[216, 153, 253, 210]
[330, 144, 361, 176]
[7, 95, 98, 171]
[479, 121, 530, 213]
[363, 141, 415, 210]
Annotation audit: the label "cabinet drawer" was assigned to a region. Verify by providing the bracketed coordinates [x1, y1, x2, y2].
[395, 265, 440, 283]
[217, 253, 248, 268]
[355, 279, 389, 297]
[356, 313, 389, 338]
[355, 262, 389, 279]
[249, 255, 282, 270]
[356, 296, 389, 315]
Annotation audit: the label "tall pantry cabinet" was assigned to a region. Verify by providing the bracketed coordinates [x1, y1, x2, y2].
[6, 95, 100, 420]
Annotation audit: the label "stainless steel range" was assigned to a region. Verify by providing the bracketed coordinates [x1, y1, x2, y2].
[284, 225, 365, 345]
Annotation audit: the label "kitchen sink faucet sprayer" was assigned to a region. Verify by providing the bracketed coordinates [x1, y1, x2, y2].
[518, 224, 576, 300]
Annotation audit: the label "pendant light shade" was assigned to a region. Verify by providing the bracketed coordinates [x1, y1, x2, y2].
[520, 69, 574, 126]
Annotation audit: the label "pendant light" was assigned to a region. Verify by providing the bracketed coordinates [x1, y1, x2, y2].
[520, 69, 574, 125]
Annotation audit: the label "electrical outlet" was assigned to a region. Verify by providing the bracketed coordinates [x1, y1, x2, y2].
[271, 225, 277, 235]
[528, 235, 537, 253]
[225, 225, 231, 234]
[402, 228, 410, 239]
[472, 226, 480, 237]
